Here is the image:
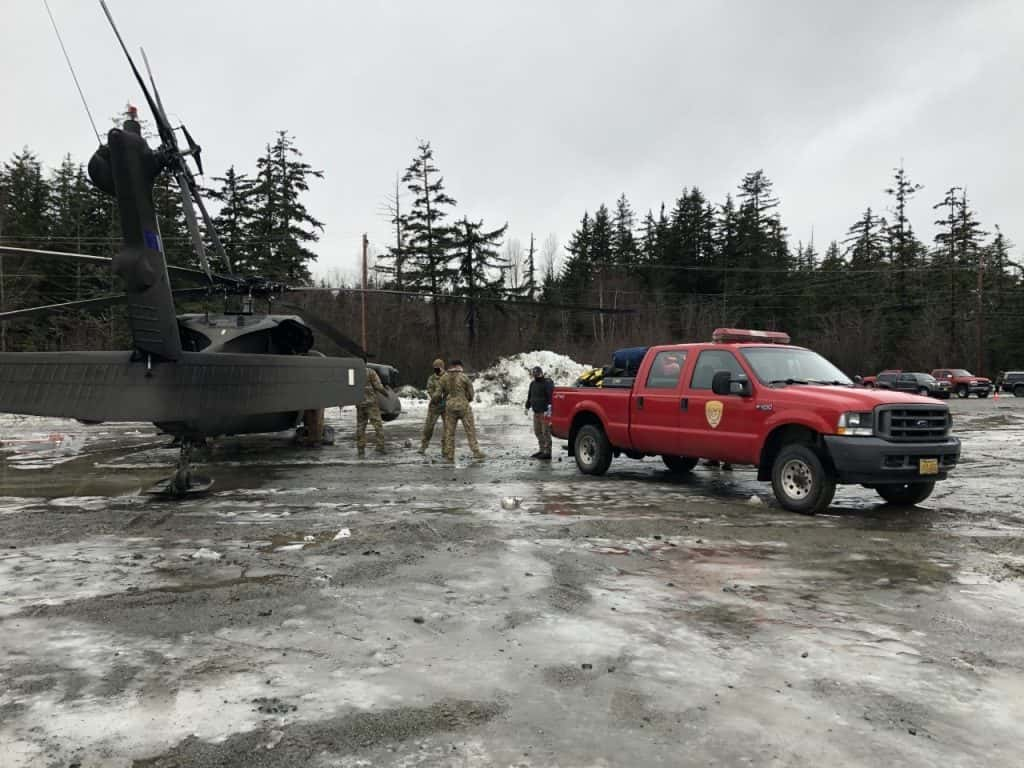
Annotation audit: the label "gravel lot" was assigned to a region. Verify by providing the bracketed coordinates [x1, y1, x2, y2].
[1, 396, 1022, 767]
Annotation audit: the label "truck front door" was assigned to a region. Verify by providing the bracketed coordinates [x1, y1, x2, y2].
[629, 350, 689, 455]
[678, 349, 762, 464]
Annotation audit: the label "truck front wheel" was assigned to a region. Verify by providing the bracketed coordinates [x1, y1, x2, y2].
[1015, 384, 1024, 398]
[875, 482, 935, 506]
[575, 424, 613, 476]
[771, 444, 836, 515]
[662, 455, 699, 473]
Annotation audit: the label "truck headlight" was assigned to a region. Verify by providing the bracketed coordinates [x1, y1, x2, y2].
[837, 412, 873, 436]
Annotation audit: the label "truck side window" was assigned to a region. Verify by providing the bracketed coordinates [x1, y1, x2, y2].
[645, 350, 687, 389]
[690, 350, 744, 390]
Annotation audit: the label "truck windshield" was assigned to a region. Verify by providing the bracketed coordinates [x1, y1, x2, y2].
[740, 347, 852, 386]
[950, 369, 973, 377]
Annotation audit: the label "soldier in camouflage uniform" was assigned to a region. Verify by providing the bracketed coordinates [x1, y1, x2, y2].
[418, 358, 446, 454]
[440, 360, 484, 462]
[356, 366, 387, 457]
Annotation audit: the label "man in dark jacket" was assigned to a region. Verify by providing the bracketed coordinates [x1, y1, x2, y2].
[525, 366, 554, 459]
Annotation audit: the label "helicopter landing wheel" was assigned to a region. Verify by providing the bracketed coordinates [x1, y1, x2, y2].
[146, 439, 215, 497]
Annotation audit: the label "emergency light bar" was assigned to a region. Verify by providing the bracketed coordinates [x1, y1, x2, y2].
[712, 328, 791, 344]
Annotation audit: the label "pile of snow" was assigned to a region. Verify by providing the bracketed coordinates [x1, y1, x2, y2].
[474, 351, 588, 406]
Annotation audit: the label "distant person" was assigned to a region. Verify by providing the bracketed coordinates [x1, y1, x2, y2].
[440, 359, 485, 462]
[525, 365, 554, 460]
[418, 358, 446, 455]
[356, 366, 387, 457]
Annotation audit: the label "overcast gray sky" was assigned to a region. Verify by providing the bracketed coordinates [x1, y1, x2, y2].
[3, 0, 1021, 280]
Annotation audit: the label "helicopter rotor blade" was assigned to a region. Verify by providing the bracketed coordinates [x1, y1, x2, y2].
[98, 0, 175, 147]
[0, 287, 209, 322]
[0, 245, 112, 268]
[139, 46, 233, 276]
[284, 286, 636, 314]
[0, 246, 238, 286]
[272, 300, 371, 359]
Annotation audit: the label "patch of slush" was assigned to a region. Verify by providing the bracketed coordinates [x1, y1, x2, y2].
[474, 350, 588, 406]
[0, 537, 161, 617]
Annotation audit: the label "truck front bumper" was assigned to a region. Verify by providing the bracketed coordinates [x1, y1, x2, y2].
[823, 435, 961, 485]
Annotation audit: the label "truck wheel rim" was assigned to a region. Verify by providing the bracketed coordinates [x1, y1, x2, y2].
[579, 435, 596, 465]
[781, 459, 812, 500]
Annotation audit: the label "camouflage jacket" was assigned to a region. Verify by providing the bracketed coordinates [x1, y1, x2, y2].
[440, 370, 474, 408]
[426, 372, 444, 408]
[360, 368, 387, 407]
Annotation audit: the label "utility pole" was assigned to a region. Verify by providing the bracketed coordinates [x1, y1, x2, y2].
[361, 233, 368, 355]
[977, 244, 984, 375]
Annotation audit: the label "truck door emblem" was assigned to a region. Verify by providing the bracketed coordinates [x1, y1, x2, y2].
[705, 400, 724, 428]
[756, 403, 774, 411]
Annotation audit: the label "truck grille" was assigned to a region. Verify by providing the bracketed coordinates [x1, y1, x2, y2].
[876, 405, 950, 442]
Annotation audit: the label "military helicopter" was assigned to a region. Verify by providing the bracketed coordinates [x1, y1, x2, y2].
[0, 1, 400, 495]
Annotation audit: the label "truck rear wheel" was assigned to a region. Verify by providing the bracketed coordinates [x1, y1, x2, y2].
[662, 455, 699, 473]
[574, 424, 612, 476]
[875, 481, 935, 506]
[771, 444, 836, 515]
[956, 385, 969, 398]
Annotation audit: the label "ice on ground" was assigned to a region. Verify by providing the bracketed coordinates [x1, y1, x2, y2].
[474, 351, 588, 406]
[190, 547, 223, 561]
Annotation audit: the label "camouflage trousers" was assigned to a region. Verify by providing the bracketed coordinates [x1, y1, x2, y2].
[533, 412, 552, 454]
[442, 403, 483, 460]
[356, 403, 384, 453]
[419, 403, 445, 451]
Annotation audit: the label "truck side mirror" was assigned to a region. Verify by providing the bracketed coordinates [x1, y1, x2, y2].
[712, 371, 751, 397]
[854, 375, 863, 385]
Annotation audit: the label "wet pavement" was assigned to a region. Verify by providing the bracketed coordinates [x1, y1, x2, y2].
[1, 397, 1022, 766]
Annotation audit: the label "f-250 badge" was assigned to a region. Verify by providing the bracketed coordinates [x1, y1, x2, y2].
[705, 400, 723, 428]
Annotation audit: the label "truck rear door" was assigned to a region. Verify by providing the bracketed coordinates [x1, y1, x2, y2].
[628, 349, 689, 455]
[678, 348, 762, 464]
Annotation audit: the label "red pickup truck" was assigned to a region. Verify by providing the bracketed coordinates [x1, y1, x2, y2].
[550, 329, 961, 514]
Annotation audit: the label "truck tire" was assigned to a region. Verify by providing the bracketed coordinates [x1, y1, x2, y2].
[1015, 384, 1024, 398]
[771, 444, 836, 515]
[574, 424, 613, 476]
[875, 481, 935, 506]
[662, 455, 699, 473]
[917, 387, 929, 396]
[956, 385, 969, 398]
[978, 391, 989, 399]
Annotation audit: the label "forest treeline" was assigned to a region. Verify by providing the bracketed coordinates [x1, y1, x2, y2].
[1, 132, 1021, 382]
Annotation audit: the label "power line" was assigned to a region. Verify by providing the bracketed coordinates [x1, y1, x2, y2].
[42, 0, 101, 145]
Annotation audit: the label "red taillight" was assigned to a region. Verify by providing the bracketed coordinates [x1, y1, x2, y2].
[712, 328, 791, 344]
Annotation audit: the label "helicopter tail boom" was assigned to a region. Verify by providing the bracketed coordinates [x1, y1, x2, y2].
[0, 351, 365, 430]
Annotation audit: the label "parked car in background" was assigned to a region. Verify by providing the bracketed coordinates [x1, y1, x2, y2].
[890, 372, 951, 398]
[870, 370, 901, 389]
[931, 369, 993, 398]
[996, 371, 1024, 397]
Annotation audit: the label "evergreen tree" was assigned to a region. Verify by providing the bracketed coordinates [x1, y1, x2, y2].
[611, 194, 638, 268]
[400, 141, 457, 346]
[735, 170, 790, 323]
[560, 210, 593, 299]
[252, 131, 325, 283]
[521, 232, 537, 300]
[0, 149, 49, 350]
[452, 216, 508, 344]
[589, 204, 613, 267]
[207, 165, 257, 274]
